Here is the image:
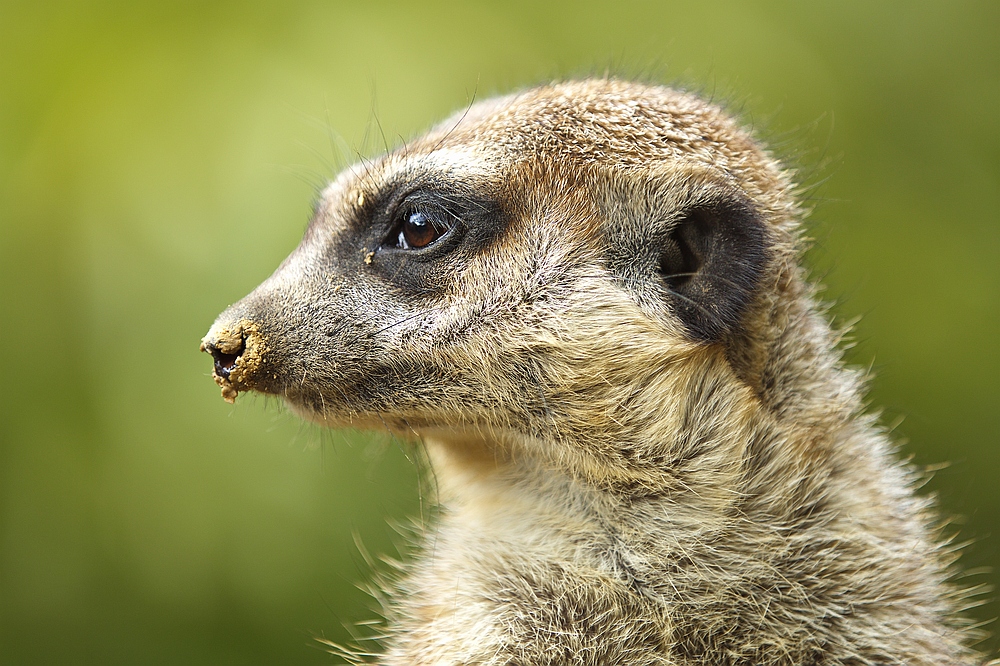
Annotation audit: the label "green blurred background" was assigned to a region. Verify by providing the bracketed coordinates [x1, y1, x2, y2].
[1, 1, 997, 663]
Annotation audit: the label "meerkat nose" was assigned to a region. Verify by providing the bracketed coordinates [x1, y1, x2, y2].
[210, 346, 241, 379]
[201, 332, 246, 380]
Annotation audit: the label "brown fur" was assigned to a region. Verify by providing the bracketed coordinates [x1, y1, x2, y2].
[202, 80, 990, 665]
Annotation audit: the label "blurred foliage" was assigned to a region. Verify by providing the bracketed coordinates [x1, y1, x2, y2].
[0, 1, 997, 663]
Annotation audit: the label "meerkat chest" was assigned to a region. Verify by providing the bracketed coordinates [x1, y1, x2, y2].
[383, 439, 675, 665]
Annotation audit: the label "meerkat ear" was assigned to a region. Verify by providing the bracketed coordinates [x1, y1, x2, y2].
[655, 198, 768, 342]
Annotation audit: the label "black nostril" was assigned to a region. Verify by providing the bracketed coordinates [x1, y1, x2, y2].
[213, 352, 240, 379]
[205, 340, 244, 380]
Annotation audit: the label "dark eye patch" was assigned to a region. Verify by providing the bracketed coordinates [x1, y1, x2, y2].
[353, 170, 509, 296]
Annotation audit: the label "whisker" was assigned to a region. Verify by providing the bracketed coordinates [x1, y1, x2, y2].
[664, 289, 728, 332]
[661, 271, 752, 293]
[430, 81, 479, 153]
[370, 305, 449, 337]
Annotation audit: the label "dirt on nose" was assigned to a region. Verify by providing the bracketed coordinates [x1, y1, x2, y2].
[200, 319, 269, 403]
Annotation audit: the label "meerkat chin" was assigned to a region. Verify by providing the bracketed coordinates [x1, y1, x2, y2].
[202, 80, 989, 665]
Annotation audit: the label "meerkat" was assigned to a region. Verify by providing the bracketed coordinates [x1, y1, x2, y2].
[201, 79, 990, 665]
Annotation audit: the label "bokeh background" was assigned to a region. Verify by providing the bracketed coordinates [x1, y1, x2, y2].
[1, 1, 997, 664]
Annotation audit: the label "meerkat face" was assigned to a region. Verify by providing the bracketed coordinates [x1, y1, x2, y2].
[202, 81, 788, 463]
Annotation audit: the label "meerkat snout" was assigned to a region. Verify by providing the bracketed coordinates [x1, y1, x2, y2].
[201, 79, 990, 665]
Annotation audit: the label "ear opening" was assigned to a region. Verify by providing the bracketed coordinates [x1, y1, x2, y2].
[659, 210, 707, 290]
[656, 199, 768, 342]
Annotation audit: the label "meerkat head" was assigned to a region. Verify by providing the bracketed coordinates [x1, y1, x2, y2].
[202, 80, 810, 487]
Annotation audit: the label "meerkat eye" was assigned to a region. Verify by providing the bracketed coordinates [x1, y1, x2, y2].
[392, 210, 451, 250]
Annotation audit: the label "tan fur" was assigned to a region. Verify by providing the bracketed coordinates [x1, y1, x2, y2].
[202, 80, 990, 665]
